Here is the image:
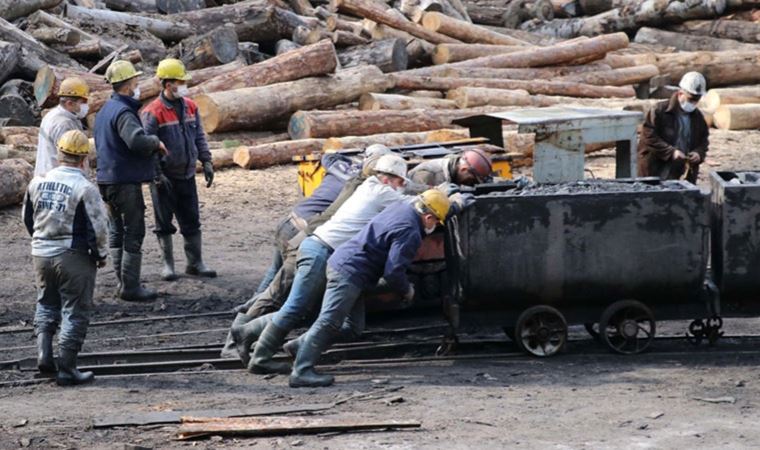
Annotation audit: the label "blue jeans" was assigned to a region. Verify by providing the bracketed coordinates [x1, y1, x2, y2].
[271, 236, 332, 331]
[255, 247, 283, 295]
[308, 267, 365, 339]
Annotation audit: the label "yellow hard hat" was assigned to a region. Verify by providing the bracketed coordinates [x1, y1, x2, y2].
[417, 189, 451, 224]
[58, 77, 90, 100]
[104, 60, 142, 84]
[57, 129, 90, 156]
[156, 58, 192, 81]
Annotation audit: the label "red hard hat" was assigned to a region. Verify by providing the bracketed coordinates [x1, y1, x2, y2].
[461, 148, 493, 183]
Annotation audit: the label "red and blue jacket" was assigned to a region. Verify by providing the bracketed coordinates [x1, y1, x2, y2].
[141, 93, 211, 180]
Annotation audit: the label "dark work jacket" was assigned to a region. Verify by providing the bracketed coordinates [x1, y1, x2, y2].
[637, 93, 709, 184]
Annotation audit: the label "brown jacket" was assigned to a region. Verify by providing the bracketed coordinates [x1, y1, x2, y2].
[637, 93, 709, 184]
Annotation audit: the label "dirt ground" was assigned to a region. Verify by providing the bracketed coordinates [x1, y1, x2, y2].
[2, 129, 760, 449]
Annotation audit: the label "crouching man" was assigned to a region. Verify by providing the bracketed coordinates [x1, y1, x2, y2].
[23, 130, 109, 386]
[288, 189, 451, 388]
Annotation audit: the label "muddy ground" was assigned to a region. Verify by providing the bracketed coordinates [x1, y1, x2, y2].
[2, 129, 760, 449]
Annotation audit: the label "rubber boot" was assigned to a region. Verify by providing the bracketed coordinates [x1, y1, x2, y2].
[288, 328, 335, 388]
[56, 348, 94, 386]
[249, 322, 292, 374]
[36, 332, 56, 373]
[110, 248, 123, 294]
[157, 234, 178, 281]
[283, 335, 303, 359]
[220, 313, 253, 359]
[230, 315, 269, 366]
[119, 251, 158, 302]
[184, 232, 217, 278]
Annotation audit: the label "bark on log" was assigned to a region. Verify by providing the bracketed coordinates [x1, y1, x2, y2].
[0, 126, 39, 144]
[177, 6, 319, 42]
[556, 64, 659, 86]
[290, 0, 316, 16]
[714, 104, 760, 130]
[29, 27, 80, 47]
[61, 41, 101, 58]
[0, 0, 62, 21]
[669, 20, 760, 44]
[333, 0, 462, 44]
[188, 40, 338, 97]
[432, 43, 525, 64]
[196, 65, 392, 133]
[0, 42, 20, 86]
[275, 39, 302, 55]
[359, 92, 457, 109]
[157, 0, 206, 13]
[0, 17, 84, 76]
[617, 50, 760, 87]
[701, 87, 760, 112]
[332, 30, 371, 46]
[447, 86, 534, 108]
[466, 6, 508, 27]
[233, 139, 326, 169]
[421, 11, 528, 44]
[0, 158, 33, 208]
[64, 4, 193, 43]
[337, 38, 408, 72]
[391, 74, 635, 97]
[105, 0, 158, 12]
[326, 14, 366, 34]
[27, 10, 118, 56]
[178, 25, 240, 70]
[34, 65, 111, 109]
[432, 64, 612, 79]
[322, 128, 469, 150]
[635, 27, 760, 52]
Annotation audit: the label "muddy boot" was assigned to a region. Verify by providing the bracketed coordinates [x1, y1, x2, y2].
[288, 329, 335, 388]
[249, 322, 292, 375]
[110, 248, 123, 294]
[157, 234, 178, 281]
[283, 335, 303, 359]
[230, 315, 269, 366]
[220, 313, 253, 359]
[184, 232, 216, 278]
[56, 348, 94, 386]
[36, 332, 56, 373]
[119, 251, 157, 302]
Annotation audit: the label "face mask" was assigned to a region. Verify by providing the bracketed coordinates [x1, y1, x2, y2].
[76, 103, 89, 119]
[680, 98, 697, 113]
[176, 85, 190, 97]
[394, 185, 405, 193]
[424, 225, 437, 235]
[132, 86, 141, 100]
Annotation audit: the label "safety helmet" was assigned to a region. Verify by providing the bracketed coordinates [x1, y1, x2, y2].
[57, 129, 90, 156]
[374, 154, 408, 179]
[104, 60, 143, 84]
[460, 148, 493, 183]
[365, 143, 391, 159]
[58, 77, 90, 100]
[679, 71, 707, 96]
[156, 58, 192, 81]
[416, 189, 451, 224]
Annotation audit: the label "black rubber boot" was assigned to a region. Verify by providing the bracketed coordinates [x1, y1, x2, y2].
[289, 329, 335, 388]
[119, 251, 158, 302]
[249, 322, 292, 375]
[184, 232, 217, 278]
[230, 315, 269, 366]
[36, 332, 56, 373]
[283, 335, 303, 359]
[220, 313, 253, 359]
[157, 234, 178, 281]
[110, 248, 123, 294]
[56, 348, 94, 386]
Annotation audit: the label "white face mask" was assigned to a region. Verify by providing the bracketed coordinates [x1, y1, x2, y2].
[76, 103, 89, 119]
[132, 86, 141, 100]
[424, 225, 437, 235]
[176, 85, 190, 98]
[680, 98, 697, 113]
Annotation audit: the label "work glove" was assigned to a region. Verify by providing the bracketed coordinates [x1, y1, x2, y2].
[687, 152, 701, 164]
[448, 193, 476, 216]
[436, 182, 460, 196]
[203, 161, 214, 188]
[403, 284, 415, 303]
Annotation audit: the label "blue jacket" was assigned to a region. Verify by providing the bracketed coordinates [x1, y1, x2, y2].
[95, 94, 159, 184]
[141, 93, 211, 180]
[328, 201, 423, 293]
[294, 153, 357, 220]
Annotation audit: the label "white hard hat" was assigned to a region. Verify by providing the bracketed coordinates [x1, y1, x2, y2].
[679, 72, 706, 96]
[365, 143, 391, 159]
[374, 154, 408, 179]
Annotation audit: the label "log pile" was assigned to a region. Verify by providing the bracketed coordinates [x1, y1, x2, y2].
[0, 0, 758, 205]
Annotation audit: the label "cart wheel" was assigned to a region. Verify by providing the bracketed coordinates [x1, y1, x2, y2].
[502, 326, 516, 341]
[584, 323, 600, 341]
[514, 305, 568, 357]
[599, 300, 655, 355]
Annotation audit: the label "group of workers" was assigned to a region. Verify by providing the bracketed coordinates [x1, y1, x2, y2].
[21, 56, 709, 388]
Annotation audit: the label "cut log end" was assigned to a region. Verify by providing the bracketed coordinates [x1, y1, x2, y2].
[194, 94, 221, 134]
[33, 65, 56, 107]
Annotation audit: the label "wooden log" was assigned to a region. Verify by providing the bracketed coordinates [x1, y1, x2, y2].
[196, 65, 392, 133]
[391, 74, 635, 97]
[0, 159, 33, 208]
[332, 30, 371, 46]
[337, 38, 408, 72]
[105, 0, 158, 12]
[0, 0, 62, 21]
[669, 20, 760, 44]
[0, 42, 20, 86]
[0, 126, 39, 144]
[325, 14, 366, 35]
[292, 26, 331, 46]
[157, 0, 206, 13]
[64, 4, 192, 43]
[359, 92, 457, 110]
[333, 0, 461, 44]
[618, 50, 760, 87]
[62, 41, 102, 58]
[33, 65, 111, 109]
[552, 0, 580, 17]
[432, 43, 526, 64]
[322, 128, 469, 150]
[290, 0, 316, 16]
[29, 27, 80, 47]
[275, 39, 302, 55]
[635, 27, 760, 52]
[177, 6, 320, 42]
[421, 11, 528, 45]
[714, 104, 760, 130]
[466, 6, 508, 27]
[701, 87, 760, 113]
[188, 40, 338, 97]
[27, 10, 119, 56]
[233, 139, 326, 169]
[0, 17, 84, 76]
[447, 86, 534, 108]
[178, 25, 240, 71]
[433, 64, 613, 79]
[407, 90, 444, 98]
[556, 64, 659, 86]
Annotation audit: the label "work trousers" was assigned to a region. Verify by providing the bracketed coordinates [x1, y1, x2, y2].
[149, 176, 201, 237]
[99, 183, 146, 254]
[33, 251, 96, 351]
[299, 267, 365, 346]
